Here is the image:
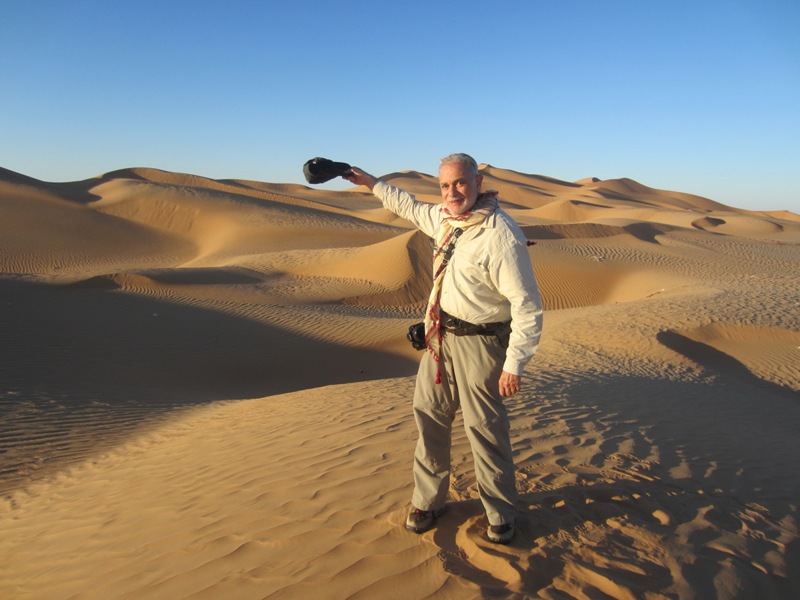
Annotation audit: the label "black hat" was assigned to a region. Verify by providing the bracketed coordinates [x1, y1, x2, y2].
[303, 157, 352, 184]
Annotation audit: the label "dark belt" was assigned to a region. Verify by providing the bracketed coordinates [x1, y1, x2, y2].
[440, 310, 511, 337]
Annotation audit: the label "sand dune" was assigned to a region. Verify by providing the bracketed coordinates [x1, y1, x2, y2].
[1, 165, 799, 599]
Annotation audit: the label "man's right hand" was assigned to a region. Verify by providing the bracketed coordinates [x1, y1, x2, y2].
[343, 167, 378, 191]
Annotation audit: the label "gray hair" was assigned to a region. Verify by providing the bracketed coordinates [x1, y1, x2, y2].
[440, 153, 479, 176]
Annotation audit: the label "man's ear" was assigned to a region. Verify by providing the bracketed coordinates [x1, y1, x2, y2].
[476, 174, 484, 188]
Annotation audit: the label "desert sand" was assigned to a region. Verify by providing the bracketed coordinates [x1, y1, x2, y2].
[1, 163, 798, 599]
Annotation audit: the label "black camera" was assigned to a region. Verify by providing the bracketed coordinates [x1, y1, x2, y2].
[407, 322, 426, 351]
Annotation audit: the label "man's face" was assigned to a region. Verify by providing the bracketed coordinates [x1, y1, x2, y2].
[439, 162, 483, 216]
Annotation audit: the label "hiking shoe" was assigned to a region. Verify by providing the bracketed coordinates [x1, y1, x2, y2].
[487, 522, 515, 544]
[405, 506, 446, 534]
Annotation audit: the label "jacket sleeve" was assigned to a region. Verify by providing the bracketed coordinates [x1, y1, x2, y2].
[491, 237, 544, 375]
[373, 181, 440, 237]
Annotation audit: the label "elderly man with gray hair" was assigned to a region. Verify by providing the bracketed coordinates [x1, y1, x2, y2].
[344, 153, 543, 544]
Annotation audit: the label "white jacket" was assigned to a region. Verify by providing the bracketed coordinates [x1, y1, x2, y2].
[374, 181, 543, 375]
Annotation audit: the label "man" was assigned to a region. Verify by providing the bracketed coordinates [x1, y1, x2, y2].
[344, 153, 543, 544]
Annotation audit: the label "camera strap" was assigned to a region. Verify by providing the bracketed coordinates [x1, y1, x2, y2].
[433, 227, 463, 280]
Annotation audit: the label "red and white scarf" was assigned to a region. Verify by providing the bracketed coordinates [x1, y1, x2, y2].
[424, 191, 499, 382]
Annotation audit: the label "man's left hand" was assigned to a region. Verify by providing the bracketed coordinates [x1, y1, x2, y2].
[499, 371, 521, 397]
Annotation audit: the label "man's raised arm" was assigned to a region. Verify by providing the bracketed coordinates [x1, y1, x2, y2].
[343, 167, 378, 191]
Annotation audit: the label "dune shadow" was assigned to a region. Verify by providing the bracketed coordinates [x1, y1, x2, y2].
[521, 223, 624, 241]
[623, 222, 676, 243]
[692, 216, 727, 232]
[656, 329, 798, 398]
[138, 267, 265, 285]
[521, 225, 565, 240]
[0, 276, 418, 495]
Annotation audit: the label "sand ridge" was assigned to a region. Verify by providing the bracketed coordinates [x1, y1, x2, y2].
[1, 164, 799, 598]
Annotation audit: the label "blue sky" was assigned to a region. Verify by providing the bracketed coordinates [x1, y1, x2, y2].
[2, 0, 799, 213]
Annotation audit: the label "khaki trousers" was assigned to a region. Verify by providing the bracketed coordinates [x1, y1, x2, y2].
[411, 330, 517, 526]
